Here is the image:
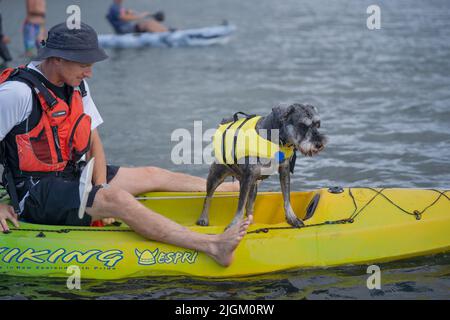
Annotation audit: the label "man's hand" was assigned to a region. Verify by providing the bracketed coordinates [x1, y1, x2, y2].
[0, 203, 19, 233]
[139, 11, 151, 19]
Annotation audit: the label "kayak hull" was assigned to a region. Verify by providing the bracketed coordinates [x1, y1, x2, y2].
[0, 188, 449, 279]
[98, 24, 236, 49]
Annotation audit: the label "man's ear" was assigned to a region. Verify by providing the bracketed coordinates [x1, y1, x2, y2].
[50, 57, 63, 66]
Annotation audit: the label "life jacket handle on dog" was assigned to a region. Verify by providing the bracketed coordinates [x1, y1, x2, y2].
[232, 111, 256, 122]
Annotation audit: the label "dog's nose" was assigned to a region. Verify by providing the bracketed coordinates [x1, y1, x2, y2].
[314, 142, 323, 150]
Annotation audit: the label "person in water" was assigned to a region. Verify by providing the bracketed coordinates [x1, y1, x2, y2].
[0, 22, 249, 267]
[106, 0, 168, 34]
[23, 0, 47, 57]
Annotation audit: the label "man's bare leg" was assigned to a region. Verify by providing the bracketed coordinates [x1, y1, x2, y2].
[137, 19, 168, 33]
[108, 166, 239, 196]
[86, 186, 252, 266]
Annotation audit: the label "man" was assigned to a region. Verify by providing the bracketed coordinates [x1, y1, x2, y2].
[0, 22, 250, 267]
[23, 0, 46, 57]
[0, 2, 12, 66]
[106, 0, 168, 34]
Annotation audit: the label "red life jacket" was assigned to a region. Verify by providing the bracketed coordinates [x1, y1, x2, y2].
[0, 66, 92, 177]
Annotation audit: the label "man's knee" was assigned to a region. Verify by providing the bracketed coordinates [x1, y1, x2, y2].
[88, 186, 134, 219]
[143, 166, 160, 177]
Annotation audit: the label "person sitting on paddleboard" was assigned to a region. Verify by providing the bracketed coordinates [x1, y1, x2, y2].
[0, 22, 250, 267]
[106, 0, 168, 34]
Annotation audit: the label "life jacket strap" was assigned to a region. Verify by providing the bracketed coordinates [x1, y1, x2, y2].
[78, 80, 87, 97]
[10, 161, 83, 180]
[10, 68, 58, 108]
[221, 112, 257, 165]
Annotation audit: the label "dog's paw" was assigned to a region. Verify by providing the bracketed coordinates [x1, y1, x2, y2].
[196, 218, 209, 226]
[287, 216, 305, 228]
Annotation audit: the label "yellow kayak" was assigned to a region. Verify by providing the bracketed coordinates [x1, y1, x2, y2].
[0, 187, 449, 279]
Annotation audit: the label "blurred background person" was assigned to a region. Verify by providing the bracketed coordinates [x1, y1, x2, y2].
[0, 0, 12, 67]
[23, 0, 46, 57]
[106, 0, 167, 34]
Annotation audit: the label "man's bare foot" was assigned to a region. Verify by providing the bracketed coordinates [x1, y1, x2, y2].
[217, 181, 240, 192]
[208, 215, 253, 267]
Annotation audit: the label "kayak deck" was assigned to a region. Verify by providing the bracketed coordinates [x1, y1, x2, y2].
[0, 188, 449, 279]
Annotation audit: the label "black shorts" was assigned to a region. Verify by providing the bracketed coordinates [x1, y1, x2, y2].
[19, 165, 120, 226]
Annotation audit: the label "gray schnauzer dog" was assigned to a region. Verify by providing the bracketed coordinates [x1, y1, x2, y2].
[197, 103, 327, 230]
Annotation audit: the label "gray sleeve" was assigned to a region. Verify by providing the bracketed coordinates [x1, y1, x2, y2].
[0, 81, 33, 141]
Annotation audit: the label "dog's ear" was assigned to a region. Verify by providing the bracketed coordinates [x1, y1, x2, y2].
[271, 106, 283, 117]
[281, 105, 296, 123]
[305, 104, 319, 114]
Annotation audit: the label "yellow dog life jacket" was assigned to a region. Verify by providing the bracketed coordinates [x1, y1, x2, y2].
[213, 115, 295, 165]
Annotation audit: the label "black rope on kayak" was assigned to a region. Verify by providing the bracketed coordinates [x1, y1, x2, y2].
[6, 227, 135, 234]
[347, 187, 388, 221]
[350, 187, 450, 221]
[248, 188, 450, 234]
[248, 218, 352, 234]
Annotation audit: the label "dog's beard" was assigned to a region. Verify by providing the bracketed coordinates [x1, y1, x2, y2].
[299, 135, 326, 157]
[286, 124, 326, 157]
[299, 140, 318, 157]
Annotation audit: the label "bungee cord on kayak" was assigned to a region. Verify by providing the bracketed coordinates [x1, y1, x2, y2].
[2, 187, 448, 236]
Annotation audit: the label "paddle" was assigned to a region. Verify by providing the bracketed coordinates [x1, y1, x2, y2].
[146, 10, 165, 22]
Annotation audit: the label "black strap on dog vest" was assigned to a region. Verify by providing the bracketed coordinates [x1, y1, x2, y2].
[289, 152, 297, 173]
[221, 121, 235, 165]
[220, 112, 256, 164]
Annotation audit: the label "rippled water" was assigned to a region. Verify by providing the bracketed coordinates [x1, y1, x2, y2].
[1, 0, 449, 299]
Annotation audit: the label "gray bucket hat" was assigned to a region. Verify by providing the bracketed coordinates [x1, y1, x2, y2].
[36, 22, 108, 63]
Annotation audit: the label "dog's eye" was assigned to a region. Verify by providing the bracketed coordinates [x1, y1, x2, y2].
[299, 123, 308, 130]
[314, 121, 321, 128]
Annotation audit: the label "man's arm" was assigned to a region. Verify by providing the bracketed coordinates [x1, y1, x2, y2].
[87, 129, 107, 186]
[1, 139, 19, 233]
[119, 8, 150, 22]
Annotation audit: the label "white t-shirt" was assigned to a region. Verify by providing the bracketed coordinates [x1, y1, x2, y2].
[0, 61, 103, 141]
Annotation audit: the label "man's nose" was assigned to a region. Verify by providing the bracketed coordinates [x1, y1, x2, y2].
[83, 67, 93, 78]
